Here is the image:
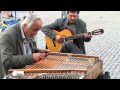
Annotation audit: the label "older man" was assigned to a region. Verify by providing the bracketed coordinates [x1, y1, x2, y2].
[0, 14, 50, 78]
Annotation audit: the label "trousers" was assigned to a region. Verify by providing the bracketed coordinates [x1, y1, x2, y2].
[60, 41, 84, 54]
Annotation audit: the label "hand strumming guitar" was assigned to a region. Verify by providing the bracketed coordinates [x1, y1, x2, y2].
[55, 35, 64, 43]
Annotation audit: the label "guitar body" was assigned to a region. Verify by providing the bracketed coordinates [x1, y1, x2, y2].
[45, 29, 73, 52]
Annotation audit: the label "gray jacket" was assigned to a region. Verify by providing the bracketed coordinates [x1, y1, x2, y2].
[0, 23, 39, 77]
[41, 18, 91, 54]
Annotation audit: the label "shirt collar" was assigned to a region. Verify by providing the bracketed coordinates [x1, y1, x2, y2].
[20, 24, 26, 39]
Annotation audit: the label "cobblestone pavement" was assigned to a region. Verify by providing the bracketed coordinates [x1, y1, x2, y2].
[81, 11, 120, 79]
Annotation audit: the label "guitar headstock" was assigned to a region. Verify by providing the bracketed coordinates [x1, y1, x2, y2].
[92, 29, 104, 35]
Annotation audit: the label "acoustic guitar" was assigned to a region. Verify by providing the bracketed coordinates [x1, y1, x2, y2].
[45, 29, 104, 52]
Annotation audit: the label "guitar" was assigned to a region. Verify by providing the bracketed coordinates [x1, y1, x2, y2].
[45, 29, 104, 52]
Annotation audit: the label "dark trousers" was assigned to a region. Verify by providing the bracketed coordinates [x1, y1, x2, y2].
[60, 41, 84, 54]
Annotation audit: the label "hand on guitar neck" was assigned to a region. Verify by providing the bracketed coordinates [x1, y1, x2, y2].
[84, 33, 92, 39]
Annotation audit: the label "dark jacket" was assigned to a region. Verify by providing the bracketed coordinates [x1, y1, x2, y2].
[0, 23, 39, 77]
[41, 18, 91, 54]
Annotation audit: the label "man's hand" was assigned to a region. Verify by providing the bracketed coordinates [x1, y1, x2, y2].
[32, 53, 46, 62]
[40, 49, 51, 56]
[55, 35, 64, 43]
[84, 33, 92, 39]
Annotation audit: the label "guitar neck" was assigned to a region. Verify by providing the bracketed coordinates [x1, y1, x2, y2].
[64, 32, 92, 41]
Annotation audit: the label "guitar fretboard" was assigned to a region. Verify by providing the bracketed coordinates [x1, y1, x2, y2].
[64, 32, 91, 41]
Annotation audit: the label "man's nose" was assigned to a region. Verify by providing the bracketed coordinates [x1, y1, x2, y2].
[71, 17, 75, 19]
